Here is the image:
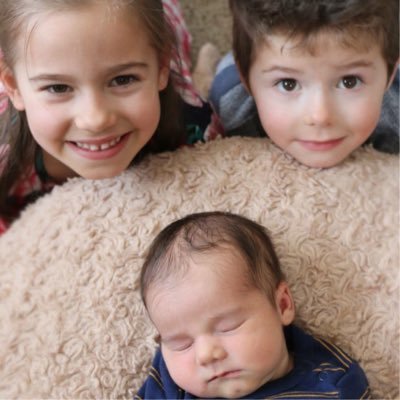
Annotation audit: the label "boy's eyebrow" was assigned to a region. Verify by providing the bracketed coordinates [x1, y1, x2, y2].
[336, 60, 374, 70]
[262, 66, 300, 74]
[262, 60, 375, 75]
[29, 62, 149, 82]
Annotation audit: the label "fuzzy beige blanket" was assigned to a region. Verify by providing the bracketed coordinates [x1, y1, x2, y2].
[0, 137, 398, 399]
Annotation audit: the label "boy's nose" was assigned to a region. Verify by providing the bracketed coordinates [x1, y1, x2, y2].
[304, 89, 333, 127]
[75, 93, 116, 132]
[195, 335, 227, 366]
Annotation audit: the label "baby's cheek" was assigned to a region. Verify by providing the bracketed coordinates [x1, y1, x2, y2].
[164, 351, 197, 393]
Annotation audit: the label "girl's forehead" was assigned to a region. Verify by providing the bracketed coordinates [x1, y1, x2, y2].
[16, 2, 140, 46]
[14, 3, 149, 63]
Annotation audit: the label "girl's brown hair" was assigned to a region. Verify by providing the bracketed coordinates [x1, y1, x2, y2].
[0, 0, 185, 221]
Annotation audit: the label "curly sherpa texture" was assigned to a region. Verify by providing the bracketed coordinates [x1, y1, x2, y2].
[0, 137, 398, 399]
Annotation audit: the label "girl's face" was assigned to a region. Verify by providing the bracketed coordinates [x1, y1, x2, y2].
[2, 2, 169, 180]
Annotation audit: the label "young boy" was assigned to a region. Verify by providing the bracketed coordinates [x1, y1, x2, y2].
[135, 211, 370, 399]
[209, 0, 399, 168]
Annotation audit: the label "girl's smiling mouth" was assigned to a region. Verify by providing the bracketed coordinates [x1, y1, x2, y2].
[73, 133, 127, 152]
[68, 132, 131, 159]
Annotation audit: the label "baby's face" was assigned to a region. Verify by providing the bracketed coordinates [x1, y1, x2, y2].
[146, 249, 294, 398]
[248, 32, 389, 168]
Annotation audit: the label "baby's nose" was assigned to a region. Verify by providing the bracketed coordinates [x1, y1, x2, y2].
[195, 335, 227, 366]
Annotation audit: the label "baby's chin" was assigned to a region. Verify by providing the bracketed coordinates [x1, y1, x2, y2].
[188, 382, 257, 399]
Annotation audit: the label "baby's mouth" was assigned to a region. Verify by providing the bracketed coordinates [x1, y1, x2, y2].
[208, 370, 241, 382]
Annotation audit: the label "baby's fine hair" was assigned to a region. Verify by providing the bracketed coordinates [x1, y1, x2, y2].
[140, 211, 285, 306]
[230, 0, 399, 86]
[0, 0, 184, 220]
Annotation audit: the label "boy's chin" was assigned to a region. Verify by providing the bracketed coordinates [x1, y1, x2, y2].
[289, 152, 351, 169]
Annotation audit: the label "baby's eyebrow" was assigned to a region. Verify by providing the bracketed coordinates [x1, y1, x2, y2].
[160, 333, 190, 344]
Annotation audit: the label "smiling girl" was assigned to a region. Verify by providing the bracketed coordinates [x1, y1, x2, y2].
[0, 0, 208, 234]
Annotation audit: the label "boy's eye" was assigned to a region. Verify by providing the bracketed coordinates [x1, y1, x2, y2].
[277, 79, 299, 92]
[110, 75, 138, 87]
[338, 75, 362, 89]
[46, 84, 70, 94]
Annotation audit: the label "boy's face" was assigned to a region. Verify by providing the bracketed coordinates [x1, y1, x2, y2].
[248, 32, 389, 168]
[146, 248, 295, 398]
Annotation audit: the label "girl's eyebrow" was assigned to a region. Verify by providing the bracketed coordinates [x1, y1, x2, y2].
[107, 61, 149, 75]
[29, 62, 149, 82]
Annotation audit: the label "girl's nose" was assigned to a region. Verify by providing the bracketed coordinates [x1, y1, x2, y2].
[75, 93, 116, 132]
[195, 335, 227, 366]
[304, 89, 333, 127]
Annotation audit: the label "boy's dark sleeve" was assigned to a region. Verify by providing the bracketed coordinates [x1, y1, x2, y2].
[134, 349, 182, 400]
[336, 362, 371, 399]
[367, 67, 399, 154]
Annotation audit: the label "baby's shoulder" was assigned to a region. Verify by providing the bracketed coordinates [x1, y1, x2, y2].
[287, 325, 370, 397]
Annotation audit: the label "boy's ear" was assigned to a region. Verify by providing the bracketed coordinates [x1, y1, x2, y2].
[275, 281, 295, 326]
[386, 58, 399, 89]
[238, 67, 252, 95]
[0, 63, 25, 110]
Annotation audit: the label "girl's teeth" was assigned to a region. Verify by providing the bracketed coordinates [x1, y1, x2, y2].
[76, 136, 122, 151]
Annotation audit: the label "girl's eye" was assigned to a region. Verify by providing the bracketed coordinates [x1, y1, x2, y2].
[45, 84, 70, 94]
[338, 75, 362, 89]
[110, 75, 138, 87]
[276, 78, 299, 92]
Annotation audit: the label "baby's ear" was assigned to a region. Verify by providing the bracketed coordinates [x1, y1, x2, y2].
[275, 281, 295, 326]
[0, 63, 25, 111]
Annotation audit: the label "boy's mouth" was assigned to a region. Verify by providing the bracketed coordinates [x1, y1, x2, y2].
[298, 137, 344, 151]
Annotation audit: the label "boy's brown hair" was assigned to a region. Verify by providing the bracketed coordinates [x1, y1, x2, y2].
[229, 0, 399, 87]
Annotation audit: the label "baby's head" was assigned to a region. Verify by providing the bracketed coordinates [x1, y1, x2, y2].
[229, 0, 399, 168]
[141, 211, 295, 398]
